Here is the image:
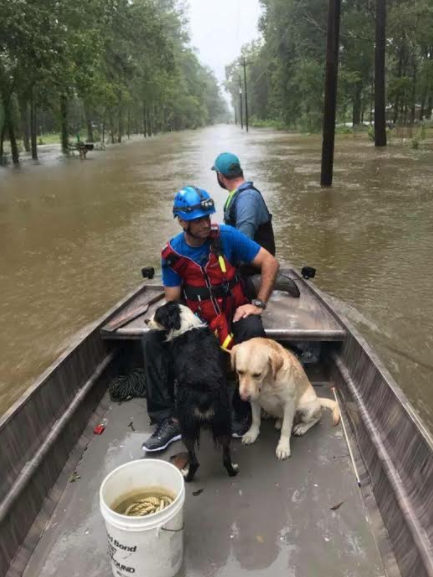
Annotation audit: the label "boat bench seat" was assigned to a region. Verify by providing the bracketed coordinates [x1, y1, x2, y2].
[100, 284, 346, 343]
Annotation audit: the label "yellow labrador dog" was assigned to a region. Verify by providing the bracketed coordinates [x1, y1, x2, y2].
[231, 338, 340, 460]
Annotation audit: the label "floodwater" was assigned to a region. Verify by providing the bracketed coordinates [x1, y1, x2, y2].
[1, 125, 433, 432]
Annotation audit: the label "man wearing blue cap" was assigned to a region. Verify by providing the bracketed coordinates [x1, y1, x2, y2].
[212, 152, 300, 298]
[212, 152, 275, 255]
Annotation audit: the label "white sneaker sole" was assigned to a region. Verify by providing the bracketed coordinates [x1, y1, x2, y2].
[142, 434, 182, 453]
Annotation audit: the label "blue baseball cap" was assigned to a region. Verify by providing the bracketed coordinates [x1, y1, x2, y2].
[212, 152, 242, 176]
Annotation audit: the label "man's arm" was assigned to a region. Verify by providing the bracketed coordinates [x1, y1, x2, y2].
[251, 247, 279, 303]
[165, 286, 182, 301]
[233, 247, 279, 322]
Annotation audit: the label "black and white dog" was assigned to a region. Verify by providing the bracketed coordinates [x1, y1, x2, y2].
[147, 301, 238, 482]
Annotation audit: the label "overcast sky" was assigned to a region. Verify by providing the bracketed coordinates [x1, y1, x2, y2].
[187, 0, 262, 84]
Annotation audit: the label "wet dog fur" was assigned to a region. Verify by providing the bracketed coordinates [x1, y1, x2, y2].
[231, 337, 340, 460]
[147, 301, 238, 481]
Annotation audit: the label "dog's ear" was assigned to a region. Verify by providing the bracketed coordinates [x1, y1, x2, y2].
[230, 344, 239, 371]
[268, 350, 284, 380]
[154, 302, 181, 331]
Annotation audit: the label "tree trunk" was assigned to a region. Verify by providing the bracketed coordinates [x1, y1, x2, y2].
[352, 83, 362, 126]
[3, 99, 20, 164]
[147, 109, 152, 137]
[143, 103, 147, 137]
[0, 120, 6, 163]
[110, 112, 115, 144]
[85, 107, 94, 142]
[393, 45, 404, 125]
[410, 59, 417, 124]
[117, 102, 123, 143]
[369, 75, 374, 124]
[30, 87, 38, 160]
[427, 95, 433, 119]
[19, 96, 30, 152]
[374, 0, 387, 146]
[403, 103, 408, 125]
[420, 90, 426, 121]
[9, 125, 19, 165]
[60, 94, 69, 154]
[127, 106, 130, 139]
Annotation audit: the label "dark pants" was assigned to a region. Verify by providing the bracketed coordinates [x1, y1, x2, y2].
[142, 314, 266, 424]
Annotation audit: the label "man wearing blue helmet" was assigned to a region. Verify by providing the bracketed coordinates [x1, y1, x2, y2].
[142, 185, 279, 452]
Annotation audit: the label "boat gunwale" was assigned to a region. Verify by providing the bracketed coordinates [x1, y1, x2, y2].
[296, 267, 433, 451]
[0, 281, 151, 431]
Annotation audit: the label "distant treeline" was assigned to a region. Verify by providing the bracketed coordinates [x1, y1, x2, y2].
[226, 0, 433, 132]
[0, 0, 229, 164]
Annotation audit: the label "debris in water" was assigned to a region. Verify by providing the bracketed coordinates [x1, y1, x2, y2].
[69, 472, 81, 483]
[330, 501, 345, 511]
[256, 535, 265, 543]
[193, 489, 204, 497]
[127, 420, 135, 432]
[93, 423, 106, 435]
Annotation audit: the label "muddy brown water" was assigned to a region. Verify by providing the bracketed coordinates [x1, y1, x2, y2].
[1, 125, 433, 433]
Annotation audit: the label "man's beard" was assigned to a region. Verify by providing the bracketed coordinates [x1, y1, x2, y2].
[217, 173, 228, 190]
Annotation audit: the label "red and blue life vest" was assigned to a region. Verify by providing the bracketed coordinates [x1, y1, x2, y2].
[161, 225, 248, 349]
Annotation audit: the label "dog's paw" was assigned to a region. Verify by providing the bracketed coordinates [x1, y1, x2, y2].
[242, 428, 259, 445]
[276, 441, 291, 460]
[274, 419, 282, 431]
[293, 423, 309, 436]
[181, 466, 190, 479]
[228, 463, 239, 477]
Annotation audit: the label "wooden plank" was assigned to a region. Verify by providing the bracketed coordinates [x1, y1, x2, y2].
[102, 292, 164, 333]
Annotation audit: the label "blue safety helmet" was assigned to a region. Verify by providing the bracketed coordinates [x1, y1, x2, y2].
[172, 186, 216, 221]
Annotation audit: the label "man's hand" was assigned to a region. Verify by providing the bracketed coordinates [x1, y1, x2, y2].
[233, 304, 263, 322]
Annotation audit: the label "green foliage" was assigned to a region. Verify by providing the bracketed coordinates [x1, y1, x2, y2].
[0, 0, 228, 161]
[226, 0, 433, 132]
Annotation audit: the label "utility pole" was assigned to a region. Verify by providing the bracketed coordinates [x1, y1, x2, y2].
[320, 0, 342, 187]
[375, 0, 387, 146]
[239, 76, 244, 130]
[243, 58, 249, 132]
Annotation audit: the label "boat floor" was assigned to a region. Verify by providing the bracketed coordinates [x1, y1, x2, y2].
[24, 380, 387, 577]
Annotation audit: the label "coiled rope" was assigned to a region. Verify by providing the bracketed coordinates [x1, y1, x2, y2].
[108, 368, 146, 402]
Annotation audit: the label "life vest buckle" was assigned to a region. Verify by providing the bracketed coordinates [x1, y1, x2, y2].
[220, 281, 231, 297]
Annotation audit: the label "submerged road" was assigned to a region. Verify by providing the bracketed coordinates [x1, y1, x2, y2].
[1, 125, 433, 431]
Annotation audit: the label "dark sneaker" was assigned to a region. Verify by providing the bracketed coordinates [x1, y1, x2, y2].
[232, 414, 251, 438]
[142, 419, 181, 453]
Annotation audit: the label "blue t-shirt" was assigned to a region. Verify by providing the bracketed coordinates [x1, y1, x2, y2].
[162, 224, 261, 287]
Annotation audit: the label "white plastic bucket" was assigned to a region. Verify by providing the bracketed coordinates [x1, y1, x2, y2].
[100, 459, 185, 577]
